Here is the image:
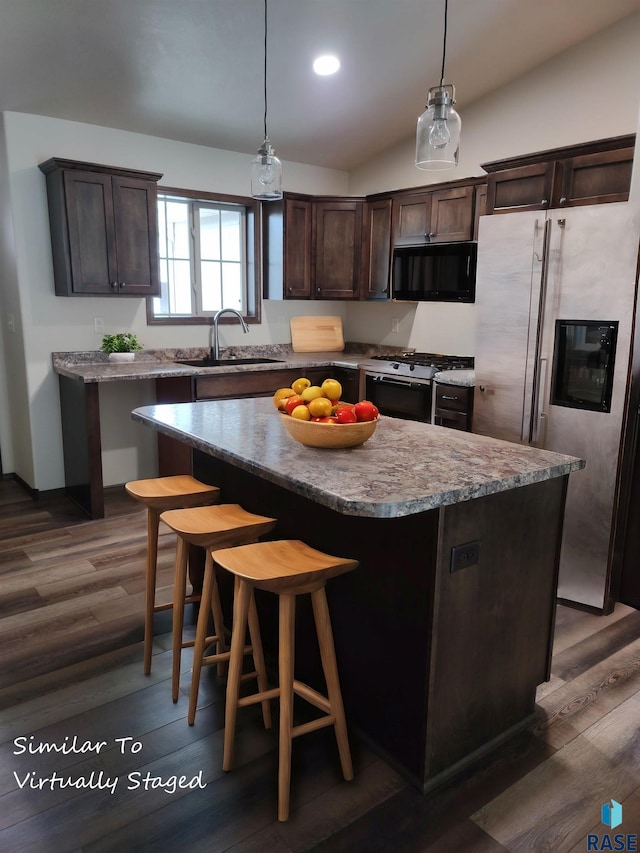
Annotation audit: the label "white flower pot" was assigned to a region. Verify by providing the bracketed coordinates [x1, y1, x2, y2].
[108, 352, 135, 362]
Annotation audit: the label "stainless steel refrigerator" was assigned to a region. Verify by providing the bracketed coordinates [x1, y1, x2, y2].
[473, 202, 639, 611]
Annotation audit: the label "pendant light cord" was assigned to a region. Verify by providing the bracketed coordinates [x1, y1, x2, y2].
[263, 0, 268, 140]
[440, 0, 448, 87]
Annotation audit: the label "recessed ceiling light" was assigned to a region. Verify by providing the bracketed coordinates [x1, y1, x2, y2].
[313, 55, 340, 76]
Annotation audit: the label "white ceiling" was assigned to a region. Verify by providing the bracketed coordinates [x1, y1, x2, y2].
[0, 0, 638, 171]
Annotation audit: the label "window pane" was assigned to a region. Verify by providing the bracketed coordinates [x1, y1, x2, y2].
[221, 209, 242, 261]
[164, 201, 190, 259]
[199, 208, 221, 261]
[221, 262, 243, 310]
[167, 259, 193, 315]
[201, 261, 221, 312]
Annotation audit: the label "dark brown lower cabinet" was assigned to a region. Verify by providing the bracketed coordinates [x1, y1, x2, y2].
[434, 383, 473, 432]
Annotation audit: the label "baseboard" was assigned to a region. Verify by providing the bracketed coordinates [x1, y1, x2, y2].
[5, 473, 67, 501]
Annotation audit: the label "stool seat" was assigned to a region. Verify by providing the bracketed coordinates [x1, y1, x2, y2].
[160, 504, 277, 722]
[210, 539, 359, 594]
[125, 475, 221, 675]
[161, 504, 276, 549]
[212, 539, 358, 821]
[125, 474, 220, 510]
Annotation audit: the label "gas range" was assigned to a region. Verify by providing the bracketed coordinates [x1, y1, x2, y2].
[368, 352, 475, 382]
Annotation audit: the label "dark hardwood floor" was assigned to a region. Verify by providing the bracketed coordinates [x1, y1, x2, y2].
[1, 477, 639, 851]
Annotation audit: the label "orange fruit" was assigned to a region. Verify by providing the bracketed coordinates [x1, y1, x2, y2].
[291, 404, 311, 420]
[307, 397, 333, 418]
[291, 377, 311, 395]
[273, 388, 296, 409]
[321, 378, 342, 401]
[301, 385, 323, 403]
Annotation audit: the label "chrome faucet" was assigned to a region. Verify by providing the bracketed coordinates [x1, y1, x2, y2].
[210, 309, 249, 360]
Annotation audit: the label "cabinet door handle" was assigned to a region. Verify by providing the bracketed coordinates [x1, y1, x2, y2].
[111, 281, 118, 288]
[120, 282, 126, 288]
[441, 394, 458, 401]
[559, 197, 567, 205]
[541, 199, 549, 208]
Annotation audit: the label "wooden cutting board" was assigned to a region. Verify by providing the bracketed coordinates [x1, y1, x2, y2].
[290, 316, 345, 352]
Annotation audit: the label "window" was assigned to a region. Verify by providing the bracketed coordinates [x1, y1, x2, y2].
[147, 188, 261, 325]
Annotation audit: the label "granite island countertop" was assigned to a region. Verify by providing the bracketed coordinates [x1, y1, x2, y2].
[132, 396, 584, 519]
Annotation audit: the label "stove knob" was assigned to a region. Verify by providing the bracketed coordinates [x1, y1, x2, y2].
[409, 364, 415, 371]
[391, 362, 399, 369]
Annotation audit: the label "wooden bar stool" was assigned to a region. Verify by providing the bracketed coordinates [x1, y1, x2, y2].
[160, 504, 277, 725]
[124, 475, 221, 675]
[211, 539, 358, 822]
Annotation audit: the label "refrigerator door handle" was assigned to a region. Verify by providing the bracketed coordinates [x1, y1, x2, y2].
[528, 218, 552, 443]
[532, 357, 548, 444]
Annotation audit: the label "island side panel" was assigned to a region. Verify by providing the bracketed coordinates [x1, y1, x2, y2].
[193, 449, 441, 787]
[424, 476, 567, 785]
[58, 375, 104, 518]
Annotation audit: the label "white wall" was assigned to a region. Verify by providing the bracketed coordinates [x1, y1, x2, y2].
[345, 12, 640, 352]
[0, 113, 348, 490]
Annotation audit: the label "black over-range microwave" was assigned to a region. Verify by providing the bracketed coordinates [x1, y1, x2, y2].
[391, 241, 477, 303]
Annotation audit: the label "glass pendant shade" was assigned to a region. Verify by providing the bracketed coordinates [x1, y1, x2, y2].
[251, 137, 282, 200]
[416, 84, 461, 170]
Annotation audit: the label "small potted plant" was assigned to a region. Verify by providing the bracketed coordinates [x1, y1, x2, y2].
[100, 332, 143, 362]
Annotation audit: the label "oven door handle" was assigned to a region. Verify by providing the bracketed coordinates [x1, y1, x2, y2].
[368, 374, 429, 390]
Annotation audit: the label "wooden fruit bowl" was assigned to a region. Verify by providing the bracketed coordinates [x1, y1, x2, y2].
[279, 413, 378, 448]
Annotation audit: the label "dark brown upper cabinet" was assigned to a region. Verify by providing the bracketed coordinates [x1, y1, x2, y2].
[483, 135, 635, 214]
[392, 192, 432, 245]
[283, 195, 313, 299]
[392, 183, 476, 246]
[313, 199, 363, 299]
[361, 197, 393, 300]
[39, 158, 162, 296]
[263, 193, 363, 300]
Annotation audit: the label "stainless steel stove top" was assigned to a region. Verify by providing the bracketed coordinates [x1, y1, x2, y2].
[368, 352, 474, 381]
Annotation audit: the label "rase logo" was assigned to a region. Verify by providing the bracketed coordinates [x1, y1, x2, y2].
[587, 799, 638, 851]
[602, 800, 623, 830]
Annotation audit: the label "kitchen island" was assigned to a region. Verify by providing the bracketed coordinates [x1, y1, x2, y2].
[132, 396, 584, 792]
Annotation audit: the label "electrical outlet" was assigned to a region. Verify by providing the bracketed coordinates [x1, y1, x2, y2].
[94, 317, 105, 333]
[7, 314, 15, 333]
[450, 540, 480, 573]
[391, 318, 400, 333]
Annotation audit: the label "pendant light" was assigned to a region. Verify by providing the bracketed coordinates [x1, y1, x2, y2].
[415, 0, 461, 171]
[251, 0, 283, 200]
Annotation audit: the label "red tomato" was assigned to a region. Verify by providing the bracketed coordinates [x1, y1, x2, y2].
[335, 408, 357, 424]
[284, 395, 305, 416]
[312, 416, 338, 423]
[354, 400, 378, 422]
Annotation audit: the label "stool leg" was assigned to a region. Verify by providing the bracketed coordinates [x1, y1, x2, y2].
[223, 577, 251, 771]
[278, 593, 296, 822]
[311, 587, 354, 782]
[188, 549, 216, 725]
[209, 567, 227, 678]
[247, 591, 272, 730]
[171, 535, 189, 702]
[144, 508, 160, 675]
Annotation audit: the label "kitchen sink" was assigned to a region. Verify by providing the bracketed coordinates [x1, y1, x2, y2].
[175, 357, 284, 367]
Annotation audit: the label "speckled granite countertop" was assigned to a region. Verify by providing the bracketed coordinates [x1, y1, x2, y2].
[52, 345, 387, 383]
[132, 397, 584, 519]
[434, 369, 475, 388]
